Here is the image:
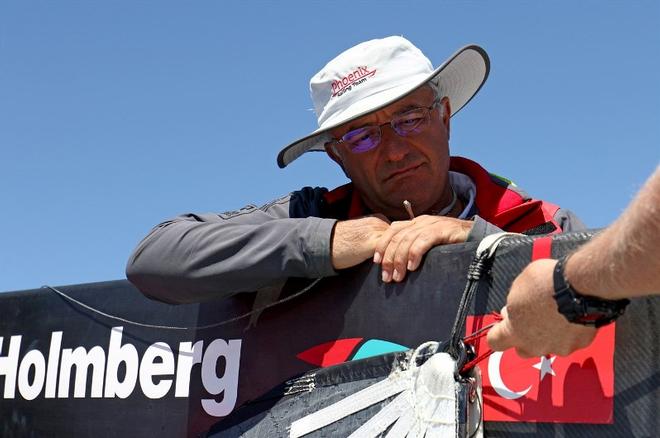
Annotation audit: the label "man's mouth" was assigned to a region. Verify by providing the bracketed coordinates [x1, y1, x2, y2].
[383, 164, 423, 182]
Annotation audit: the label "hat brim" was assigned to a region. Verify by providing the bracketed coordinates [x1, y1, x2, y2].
[276, 44, 490, 168]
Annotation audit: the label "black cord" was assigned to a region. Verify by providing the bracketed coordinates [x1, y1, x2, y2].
[448, 252, 489, 359]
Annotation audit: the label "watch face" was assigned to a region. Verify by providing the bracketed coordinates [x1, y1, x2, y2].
[573, 312, 609, 325]
[572, 298, 629, 327]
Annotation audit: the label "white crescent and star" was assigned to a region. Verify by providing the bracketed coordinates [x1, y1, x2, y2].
[488, 351, 532, 399]
[533, 355, 557, 381]
[488, 352, 557, 400]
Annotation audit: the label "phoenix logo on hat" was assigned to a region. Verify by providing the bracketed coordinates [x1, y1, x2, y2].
[277, 36, 490, 168]
[331, 66, 377, 98]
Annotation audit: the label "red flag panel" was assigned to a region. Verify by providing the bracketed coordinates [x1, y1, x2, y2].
[467, 314, 615, 423]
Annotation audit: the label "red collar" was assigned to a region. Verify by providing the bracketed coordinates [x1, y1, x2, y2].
[323, 156, 534, 222]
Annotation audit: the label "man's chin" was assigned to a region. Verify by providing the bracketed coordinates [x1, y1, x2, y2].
[384, 179, 430, 202]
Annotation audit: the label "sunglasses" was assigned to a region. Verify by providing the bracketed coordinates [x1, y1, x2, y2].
[331, 98, 442, 154]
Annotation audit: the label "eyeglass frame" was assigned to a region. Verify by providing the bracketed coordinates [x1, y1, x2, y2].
[327, 97, 445, 155]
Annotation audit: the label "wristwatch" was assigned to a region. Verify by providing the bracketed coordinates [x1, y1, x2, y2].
[553, 256, 630, 328]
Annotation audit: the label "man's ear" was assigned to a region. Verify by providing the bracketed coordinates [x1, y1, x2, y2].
[440, 96, 451, 141]
[324, 142, 350, 178]
[324, 142, 343, 165]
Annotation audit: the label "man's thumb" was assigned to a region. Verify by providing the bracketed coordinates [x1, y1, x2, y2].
[487, 320, 514, 352]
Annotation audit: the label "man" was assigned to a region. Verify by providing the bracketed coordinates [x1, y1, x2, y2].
[488, 165, 660, 357]
[127, 36, 584, 303]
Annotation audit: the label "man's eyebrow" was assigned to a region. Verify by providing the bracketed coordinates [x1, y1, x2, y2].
[394, 103, 425, 113]
[343, 119, 371, 133]
[342, 101, 428, 133]
[342, 96, 428, 135]
[390, 94, 434, 114]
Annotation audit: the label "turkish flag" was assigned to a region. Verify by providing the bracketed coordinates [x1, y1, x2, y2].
[466, 314, 615, 423]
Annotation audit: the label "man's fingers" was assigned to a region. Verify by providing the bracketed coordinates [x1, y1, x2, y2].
[514, 348, 537, 359]
[373, 216, 472, 282]
[381, 226, 417, 282]
[407, 234, 435, 271]
[489, 322, 543, 358]
[487, 322, 514, 352]
[382, 222, 434, 281]
[487, 308, 516, 352]
[374, 220, 419, 282]
[373, 220, 411, 264]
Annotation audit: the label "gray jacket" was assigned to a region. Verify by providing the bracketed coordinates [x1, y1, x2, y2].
[126, 181, 585, 304]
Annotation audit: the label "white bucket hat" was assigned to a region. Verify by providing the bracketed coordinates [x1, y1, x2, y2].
[277, 36, 490, 168]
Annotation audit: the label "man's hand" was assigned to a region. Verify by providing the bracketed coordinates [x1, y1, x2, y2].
[331, 215, 391, 270]
[487, 259, 597, 357]
[373, 215, 473, 283]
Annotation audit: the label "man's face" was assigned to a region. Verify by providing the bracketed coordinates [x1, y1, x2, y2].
[328, 86, 451, 220]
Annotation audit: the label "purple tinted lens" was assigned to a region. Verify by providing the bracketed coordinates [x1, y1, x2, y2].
[392, 111, 426, 136]
[343, 126, 381, 153]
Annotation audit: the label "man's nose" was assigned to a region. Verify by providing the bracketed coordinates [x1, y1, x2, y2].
[379, 126, 410, 161]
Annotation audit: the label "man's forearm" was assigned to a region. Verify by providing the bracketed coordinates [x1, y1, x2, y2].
[487, 166, 660, 356]
[566, 166, 660, 300]
[331, 216, 391, 270]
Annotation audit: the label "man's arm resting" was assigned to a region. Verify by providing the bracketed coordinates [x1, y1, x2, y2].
[373, 215, 474, 283]
[371, 204, 586, 284]
[331, 215, 391, 270]
[126, 211, 337, 303]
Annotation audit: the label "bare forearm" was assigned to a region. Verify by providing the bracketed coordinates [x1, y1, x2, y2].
[566, 166, 660, 299]
[331, 216, 390, 270]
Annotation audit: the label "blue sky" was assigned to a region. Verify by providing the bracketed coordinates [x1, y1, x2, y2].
[1, 1, 658, 293]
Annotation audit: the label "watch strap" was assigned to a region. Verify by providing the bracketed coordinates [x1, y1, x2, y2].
[553, 256, 630, 328]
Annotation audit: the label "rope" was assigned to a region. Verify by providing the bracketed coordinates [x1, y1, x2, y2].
[42, 278, 321, 331]
[448, 232, 519, 363]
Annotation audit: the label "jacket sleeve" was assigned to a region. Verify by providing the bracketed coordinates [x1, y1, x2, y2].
[126, 193, 337, 304]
